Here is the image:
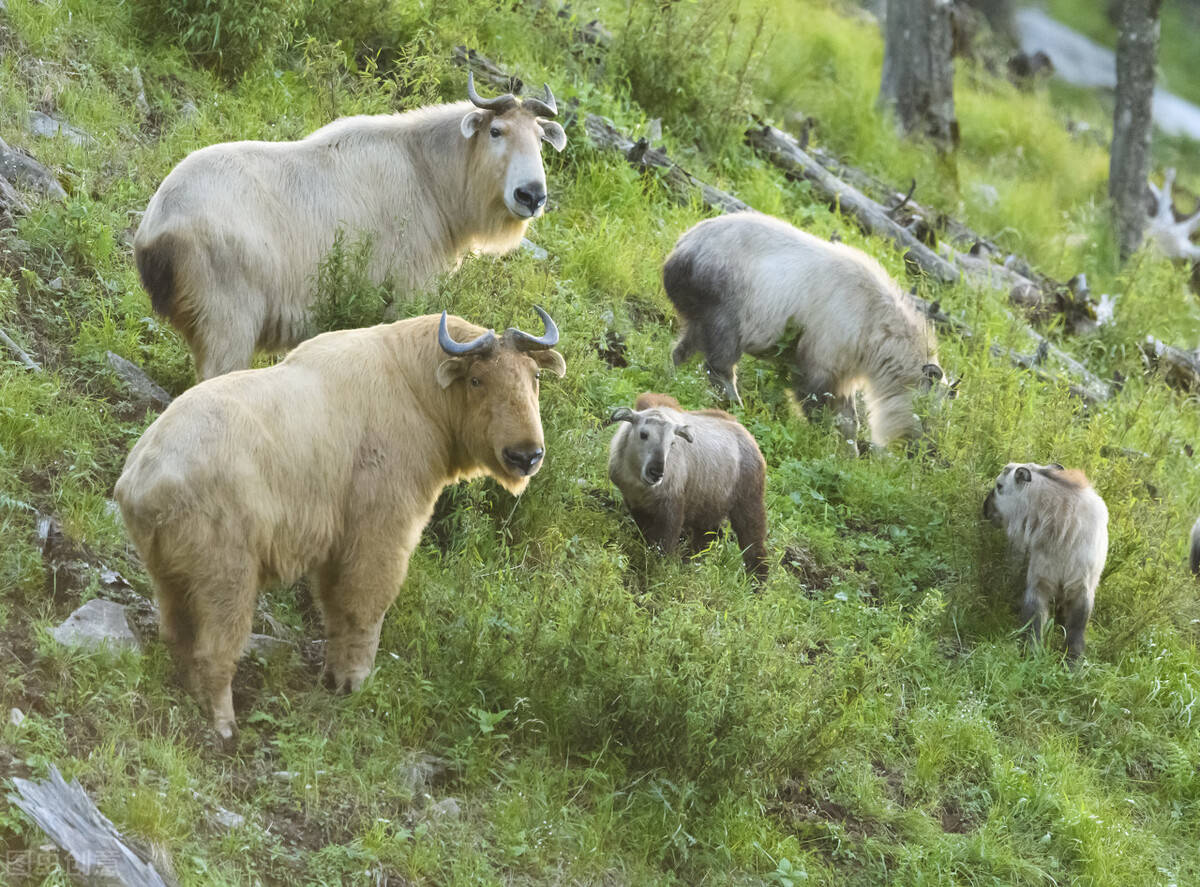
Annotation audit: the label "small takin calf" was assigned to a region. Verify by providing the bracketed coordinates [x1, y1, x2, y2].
[663, 212, 948, 451]
[983, 462, 1108, 660]
[115, 308, 565, 742]
[607, 393, 768, 579]
[135, 75, 566, 380]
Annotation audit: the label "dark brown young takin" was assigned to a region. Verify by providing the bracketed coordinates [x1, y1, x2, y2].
[115, 308, 565, 743]
[607, 392, 768, 579]
[982, 462, 1108, 660]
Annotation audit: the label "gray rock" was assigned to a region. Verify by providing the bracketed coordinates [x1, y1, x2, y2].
[211, 806, 244, 830]
[27, 110, 96, 147]
[0, 135, 66, 200]
[47, 276, 63, 291]
[428, 798, 461, 820]
[520, 238, 548, 260]
[106, 351, 173, 411]
[244, 633, 290, 658]
[179, 100, 199, 120]
[10, 707, 24, 727]
[51, 599, 140, 651]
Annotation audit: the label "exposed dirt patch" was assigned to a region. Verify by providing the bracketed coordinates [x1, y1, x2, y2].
[780, 544, 835, 593]
[769, 778, 877, 841]
[872, 761, 910, 808]
[625, 294, 667, 329]
[593, 329, 628, 368]
[938, 799, 976, 834]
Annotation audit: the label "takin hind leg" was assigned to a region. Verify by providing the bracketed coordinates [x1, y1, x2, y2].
[1019, 577, 1054, 653]
[1058, 586, 1094, 662]
[156, 557, 258, 745]
[315, 544, 410, 694]
[729, 497, 769, 583]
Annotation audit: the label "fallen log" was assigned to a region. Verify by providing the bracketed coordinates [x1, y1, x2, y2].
[910, 294, 1112, 404]
[450, 46, 523, 93]
[749, 122, 1103, 332]
[0, 326, 40, 370]
[106, 351, 172, 410]
[585, 115, 751, 215]
[745, 123, 961, 285]
[9, 765, 175, 887]
[1141, 336, 1200, 391]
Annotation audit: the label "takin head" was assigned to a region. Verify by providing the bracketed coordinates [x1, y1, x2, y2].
[436, 306, 566, 494]
[982, 461, 1068, 527]
[460, 73, 567, 221]
[607, 406, 694, 488]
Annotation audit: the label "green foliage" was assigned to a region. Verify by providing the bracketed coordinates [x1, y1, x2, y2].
[308, 230, 393, 334]
[4, 0, 1200, 883]
[132, 0, 298, 77]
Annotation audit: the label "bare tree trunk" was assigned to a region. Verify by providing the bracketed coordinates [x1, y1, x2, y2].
[878, 0, 960, 151]
[1109, 0, 1161, 260]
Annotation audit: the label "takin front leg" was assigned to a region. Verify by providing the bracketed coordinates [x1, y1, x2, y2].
[315, 543, 410, 694]
[630, 504, 685, 556]
[792, 367, 858, 455]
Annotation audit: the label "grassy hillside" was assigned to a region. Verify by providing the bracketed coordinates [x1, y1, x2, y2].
[2, 0, 1200, 884]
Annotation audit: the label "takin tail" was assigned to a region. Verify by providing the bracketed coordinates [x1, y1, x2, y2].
[134, 233, 180, 319]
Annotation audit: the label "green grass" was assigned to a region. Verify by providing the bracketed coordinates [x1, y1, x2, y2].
[3, 0, 1200, 883]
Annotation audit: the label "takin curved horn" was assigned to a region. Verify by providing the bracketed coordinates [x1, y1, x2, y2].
[606, 407, 636, 426]
[503, 305, 559, 352]
[521, 83, 558, 118]
[466, 71, 519, 113]
[438, 311, 497, 356]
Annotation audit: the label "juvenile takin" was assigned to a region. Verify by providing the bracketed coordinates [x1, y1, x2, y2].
[663, 212, 947, 450]
[982, 462, 1108, 660]
[135, 74, 566, 380]
[607, 393, 768, 579]
[115, 308, 565, 742]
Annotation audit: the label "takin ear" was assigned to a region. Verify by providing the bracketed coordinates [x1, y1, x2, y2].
[460, 110, 488, 139]
[436, 357, 471, 390]
[674, 424, 694, 443]
[1015, 466, 1032, 485]
[531, 349, 567, 378]
[606, 407, 636, 426]
[539, 120, 567, 152]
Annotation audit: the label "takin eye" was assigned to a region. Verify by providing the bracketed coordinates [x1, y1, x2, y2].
[535, 370, 542, 381]
[470, 377, 482, 388]
[639, 430, 649, 441]
[489, 127, 502, 139]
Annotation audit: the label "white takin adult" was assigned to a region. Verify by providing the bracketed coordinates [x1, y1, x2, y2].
[134, 74, 567, 380]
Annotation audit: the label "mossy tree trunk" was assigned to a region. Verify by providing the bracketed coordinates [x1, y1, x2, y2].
[878, 0, 960, 152]
[1109, 0, 1162, 261]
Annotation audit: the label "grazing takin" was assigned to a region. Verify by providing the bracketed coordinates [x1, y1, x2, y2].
[982, 462, 1108, 660]
[607, 392, 768, 579]
[662, 212, 948, 451]
[134, 74, 567, 380]
[115, 308, 565, 742]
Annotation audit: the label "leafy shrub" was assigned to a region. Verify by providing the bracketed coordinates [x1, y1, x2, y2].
[308, 229, 393, 333]
[133, 0, 298, 77]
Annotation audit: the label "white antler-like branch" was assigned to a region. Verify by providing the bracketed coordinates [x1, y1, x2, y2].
[1146, 168, 1200, 262]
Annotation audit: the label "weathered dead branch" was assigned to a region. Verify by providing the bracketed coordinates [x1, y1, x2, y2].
[106, 351, 172, 410]
[585, 115, 751, 214]
[9, 765, 175, 887]
[1141, 336, 1200, 391]
[0, 326, 40, 370]
[451, 46, 524, 93]
[910, 294, 1112, 404]
[749, 122, 1101, 333]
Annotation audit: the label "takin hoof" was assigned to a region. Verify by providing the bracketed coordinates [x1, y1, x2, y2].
[321, 665, 371, 695]
[212, 717, 238, 751]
